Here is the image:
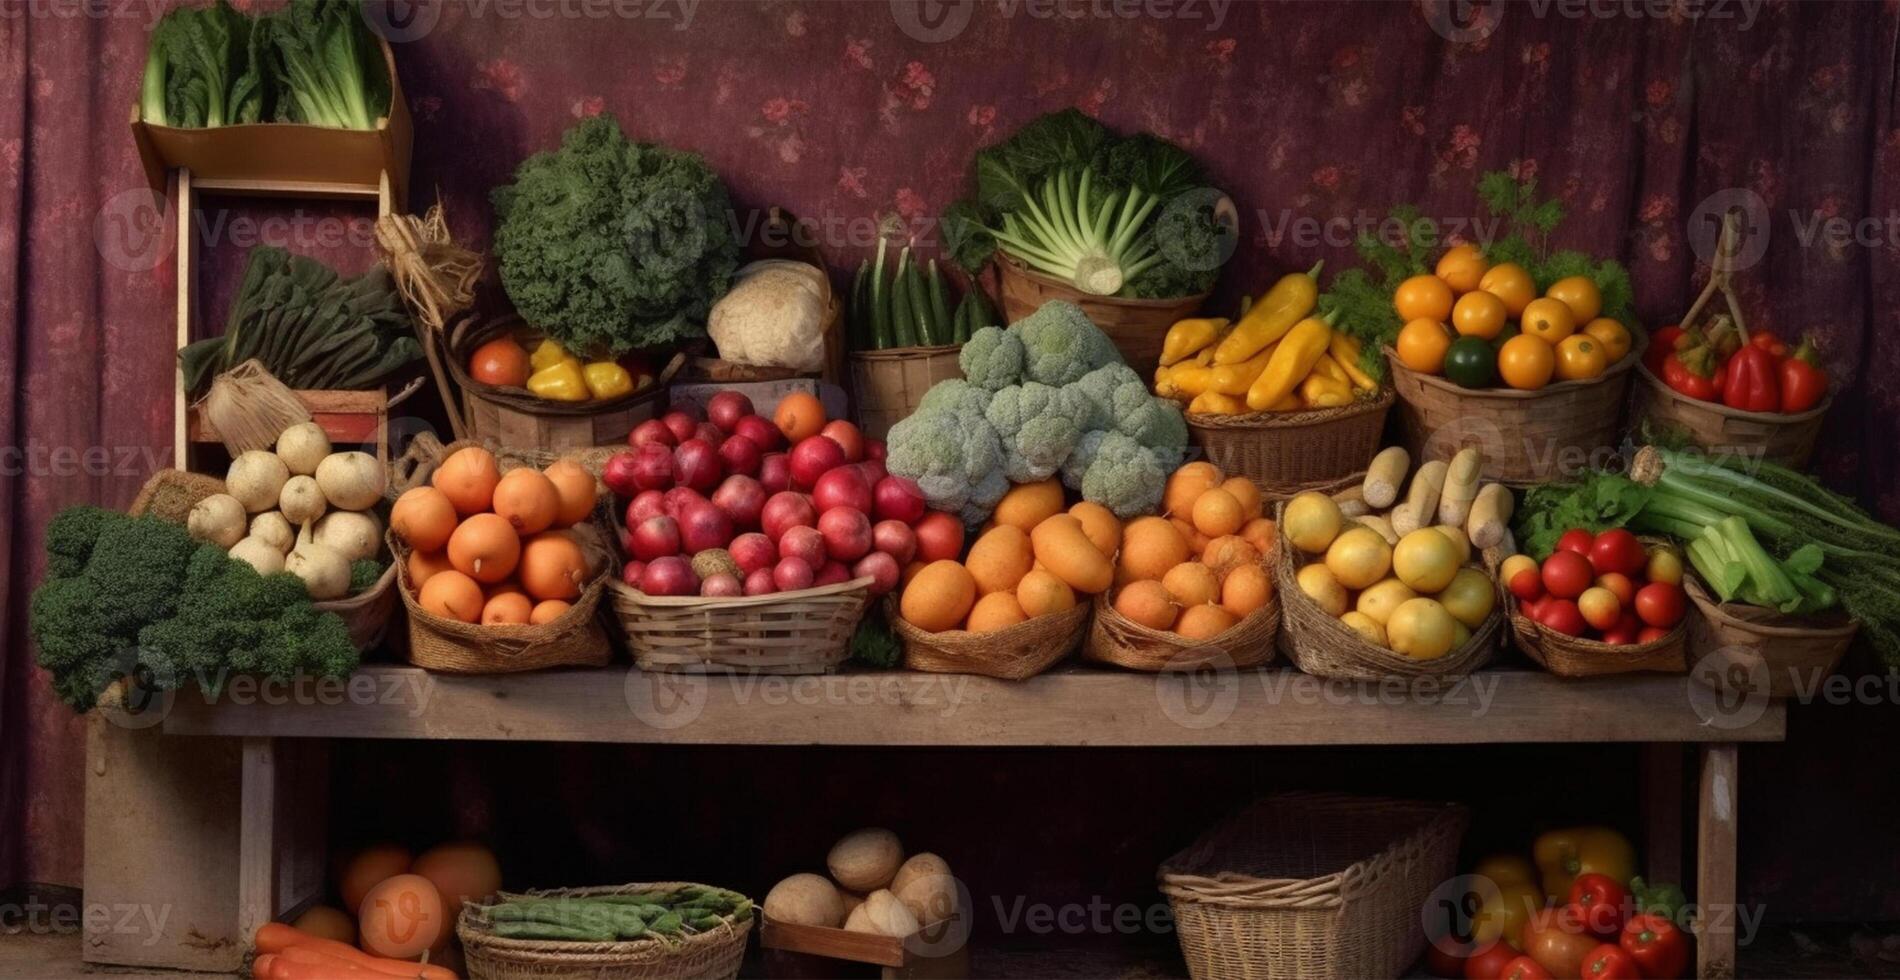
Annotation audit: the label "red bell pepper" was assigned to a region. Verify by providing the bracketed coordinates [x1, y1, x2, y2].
[1620, 914, 1690, 979]
[1661, 349, 1719, 402]
[1721, 345, 1780, 412]
[1645, 325, 1685, 374]
[1778, 336, 1829, 413]
[1581, 943, 1643, 979]
[1748, 329, 1788, 357]
[1567, 873, 1632, 938]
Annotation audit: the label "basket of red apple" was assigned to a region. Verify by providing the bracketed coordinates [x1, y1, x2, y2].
[602, 389, 946, 674]
[1493, 528, 1689, 677]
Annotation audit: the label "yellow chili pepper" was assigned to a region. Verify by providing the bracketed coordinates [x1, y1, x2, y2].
[529, 338, 573, 372]
[1246, 311, 1336, 410]
[526, 359, 590, 402]
[1160, 317, 1229, 367]
[1532, 826, 1637, 900]
[1210, 346, 1275, 396]
[581, 361, 635, 400]
[1300, 373, 1353, 407]
[1168, 361, 1217, 399]
[1329, 333, 1381, 391]
[1265, 392, 1303, 412]
[1215, 261, 1322, 364]
[1186, 390, 1248, 415]
[1314, 352, 1351, 386]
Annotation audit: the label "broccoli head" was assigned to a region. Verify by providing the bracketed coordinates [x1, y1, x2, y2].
[1068, 363, 1145, 432]
[985, 382, 1082, 483]
[1081, 431, 1169, 518]
[915, 378, 994, 421]
[1114, 389, 1188, 467]
[958, 326, 1026, 391]
[884, 407, 1006, 516]
[1006, 300, 1122, 386]
[41, 505, 111, 579]
[1061, 429, 1109, 493]
[350, 559, 386, 594]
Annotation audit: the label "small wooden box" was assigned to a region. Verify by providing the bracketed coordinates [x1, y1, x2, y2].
[187, 387, 398, 462]
[761, 916, 971, 979]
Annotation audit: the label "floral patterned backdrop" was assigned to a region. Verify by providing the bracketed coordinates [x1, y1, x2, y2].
[4, 0, 1898, 920]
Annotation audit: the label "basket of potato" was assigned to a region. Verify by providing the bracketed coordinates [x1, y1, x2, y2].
[1083, 462, 1281, 671]
[1273, 477, 1503, 680]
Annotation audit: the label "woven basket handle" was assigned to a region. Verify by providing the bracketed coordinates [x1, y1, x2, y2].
[389, 431, 448, 495]
[1679, 211, 1750, 336]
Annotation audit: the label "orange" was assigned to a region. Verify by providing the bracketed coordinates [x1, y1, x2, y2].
[1449, 290, 1507, 340]
[1496, 334, 1555, 391]
[1396, 318, 1454, 374]
[1393, 274, 1455, 323]
[1190, 488, 1244, 538]
[1544, 276, 1603, 324]
[1554, 334, 1608, 382]
[773, 391, 826, 442]
[1582, 318, 1631, 362]
[1477, 262, 1536, 316]
[1434, 243, 1489, 294]
[1520, 297, 1578, 344]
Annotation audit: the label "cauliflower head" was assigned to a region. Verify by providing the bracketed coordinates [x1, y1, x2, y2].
[1007, 300, 1121, 387]
[884, 407, 1006, 515]
[958, 326, 1026, 391]
[1081, 431, 1169, 518]
[985, 382, 1083, 483]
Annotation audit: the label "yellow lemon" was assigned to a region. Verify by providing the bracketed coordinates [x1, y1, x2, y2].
[1283, 491, 1344, 554]
[1324, 527, 1394, 591]
[1393, 529, 1461, 593]
[1387, 598, 1459, 660]
[1296, 563, 1349, 617]
[1340, 611, 1389, 648]
[1356, 578, 1418, 626]
[1436, 568, 1497, 628]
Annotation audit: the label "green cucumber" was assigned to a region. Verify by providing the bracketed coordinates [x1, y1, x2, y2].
[950, 291, 975, 343]
[494, 921, 616, 942]
[904, 255, 933, 346]
[870, 239, 892, 349]
[889, 248, 917, 347]
[848, 260, 871, 350]
[926, 259, 952, 345]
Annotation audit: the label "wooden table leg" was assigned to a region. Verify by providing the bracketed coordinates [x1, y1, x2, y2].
[1642, 743, 1684, 884]
[1697, 743, 1739, 979]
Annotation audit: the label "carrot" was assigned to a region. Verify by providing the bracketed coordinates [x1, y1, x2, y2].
[267, 953, 377, 980]
[251, 924, 454, 980]
[276, 946, 386, 977]
[254, 923, 313, 954]
[251, 953, 278, 979]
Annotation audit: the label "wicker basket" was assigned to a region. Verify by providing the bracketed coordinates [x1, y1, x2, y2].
[1083, 581, 1280, 672]
[127, 469, 400, 651]
[1274, 523, 1500, 681]
[608, 577, 871, 674]
[1160, 792, 1468, 980]
[444, 314, 675, 452]
[1502, 595, 1687, 678]
[458, 883, 750, 980]
[890, 597, 1090, 680]
[1627, 364, 1828, 469]
[1685, 577, 1859, 699]
[848, 345, 964, 441]
[996, 257, 1207, 379]
[1188, 391, 1394, 498]
[1384, 335, 1643, 486]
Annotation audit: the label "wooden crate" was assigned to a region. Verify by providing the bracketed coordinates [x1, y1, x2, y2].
[761, 916, 970, 979]
[187, 386, 410, 462]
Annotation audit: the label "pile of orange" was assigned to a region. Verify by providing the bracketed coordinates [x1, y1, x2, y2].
[1107, 462, 1277, 639]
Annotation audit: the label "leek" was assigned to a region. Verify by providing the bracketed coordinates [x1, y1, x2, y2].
[988, 167, 1162, 296]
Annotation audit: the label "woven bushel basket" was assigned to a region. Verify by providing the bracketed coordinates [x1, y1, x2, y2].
[1684, 577, 1858, 699]
[996, 256, 1208, 379]
[1384, 333, 1644, 486]
[446, 315, 671, 451]
[848, 344, 963, 441]
[1273, 519, 1500, 681]
[128, 469, 400, 651]
[1188, 390, 1394, 498]
[609, 576, 870, 675]
[1492, 538, 1687, 677]
[1627, 363, 1829, 468]
[1160, 792, 1468, 980]
[891, 596, 1090, 680]
[1084, 576, 1280, 672]
[458, 883, 750, 980]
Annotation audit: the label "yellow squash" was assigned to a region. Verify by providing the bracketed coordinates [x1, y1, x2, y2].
[1186, 390, 1247, 415]
[1160, 317, 1229, 367]
[1167, 361, 1217, 399]
[1246, 312, 1336, 410]
[1300, 374, 1353, 408]
[1328, 333, 1381, 391]
[1314, 353, 1351, 386]
[1209, 345, 1275, 396]
[1214, 261, 1322, 365]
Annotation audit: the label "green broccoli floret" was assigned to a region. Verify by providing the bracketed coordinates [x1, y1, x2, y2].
[1081, 432, 1169, 518]
[1061, 429, 1109, 493]
[958, 326, 1026, 391]
[1115, 390, 1188, 467]
[1007, 300, 1121, 386]
[915, 378, 994, 420]
[42, 505, 111, 579]
[884, 407, 1007, 516]
[349, 559, 386, 593]
[29, 577, 113, 672]
[985, 382, 1082, 483]
[1068, 363, 1144, 432]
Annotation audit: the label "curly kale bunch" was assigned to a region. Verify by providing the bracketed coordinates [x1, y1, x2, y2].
[887, 301, 1187, 523]
[30, 507, 358, 712]
[492, 114, 740, 357]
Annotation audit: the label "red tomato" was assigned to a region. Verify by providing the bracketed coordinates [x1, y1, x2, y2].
[1521, 907, 1601, 978]
[1577, 587, 1622, 632]
[1566, 874, 1631, 937]
[1581, 943, 1641, 979]
[1600, 612, 1642, 646]
[468, 338, 531, 387]
[1424, 936, 1476, 978]
[1594, 572, 1636, 607]
[1588, 529, 1646, 576]
[1620, 914, 1690, 979]
[1510, 568, 1546, 603]
[1557, 529, 1596, 557]
[1637, 625, 1672, 643]
[1633, 582, 1686, 628]
[1535, 598, 1587, 636]
[1501, 956, 1552, 980]
[1464, 942, 1521, 980]
[1541, 551, 1594, 599]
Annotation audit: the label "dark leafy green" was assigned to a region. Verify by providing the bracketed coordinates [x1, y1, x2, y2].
[849, 609, 902, 669]
[140, 0, 388, 130]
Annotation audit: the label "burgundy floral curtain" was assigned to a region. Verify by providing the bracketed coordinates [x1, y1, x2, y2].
[3, 1, 1897, 910]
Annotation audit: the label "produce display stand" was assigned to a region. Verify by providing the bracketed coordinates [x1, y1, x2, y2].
[87, 665, 1774, 978]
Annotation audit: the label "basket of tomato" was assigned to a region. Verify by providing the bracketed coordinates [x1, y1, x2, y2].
[1493, 528, 1689, 677]
[1383, 248, 1644, 487]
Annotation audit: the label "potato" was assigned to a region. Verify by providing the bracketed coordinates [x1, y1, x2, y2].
[896, 873, 959, 926]
[890, 853, 952, 896]
[864, 889, 920, 938]
[763, 873, 844, 928]
[828, 828, 903, 893]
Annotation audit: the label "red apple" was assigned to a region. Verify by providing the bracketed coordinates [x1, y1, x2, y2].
[818, 507, 873, 562]
[700, 572, 743, 597]
[625, 490, 666, 527]
[710, 474, 766, 528]
[760, 491, 817, 542]
[874, 476, 928, 524]
[812, 466, 874, 515]
[630, 515, 681, 561]
[813, 560, 851, 587]
[639, 555, 699, 596]
[853, 551, 900, 596]
[602, 450, 643, 498]
[779, 525, 826, 568]
[734, 414, 783, 453]
[619, 560, 647, 587]
[707, 391, 755, 434]
[680, 500, 734, 554]
[729, 532, 778, 575]
[628, 418, 676, 449]
[662, 486, 706, 522]
[789, 435, 846, 488]
[743, 567, 777, 596]
[692, 421, 725, 448]
[716, 434, 762, 477]
[820, 419, 865, 462]
[865, 439, 886, 462]
[628, 442, 675, 492]
[661, 410, 700, 444]
[855, 459, 887, 487]
[758, 453, 792, 494]
[872, 520, 916, 565]
[673, 438, 723, 492]
[913, 511, 964, 562]
[772, 556, 814, 592]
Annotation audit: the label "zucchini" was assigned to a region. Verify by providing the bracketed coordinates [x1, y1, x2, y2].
[904, 255, 933, 346]
[870, 239, 892, 350]
[926, 259, 952, 344]
[848, 260, 871, 350]
[950, 292, 974, 343]
[888, 248, 917, 347]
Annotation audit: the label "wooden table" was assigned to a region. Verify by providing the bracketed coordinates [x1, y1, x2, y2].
[86, 666, 1777, 977]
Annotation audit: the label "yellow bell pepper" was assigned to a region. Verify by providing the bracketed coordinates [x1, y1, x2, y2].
[1186, 390, 1248, 415]
[1161, 317, 1229, 367]
[1215, 261, 1322, 364]
[1246, 312, 1336, 410]
[1210, 346, 1275, 396]
[1532, 826, 1637, 900]
[1328, 333, 1381, 391]
[1300, 373, 1353, 408]
[581, 361, 635, 400]
[526, 358, 590, 402]
[529, 338, 573, 372]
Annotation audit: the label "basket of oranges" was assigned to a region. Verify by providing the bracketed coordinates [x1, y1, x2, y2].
[1383, 247, 1643, 486]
